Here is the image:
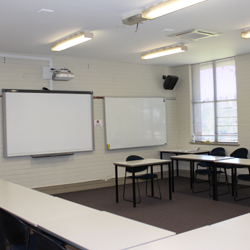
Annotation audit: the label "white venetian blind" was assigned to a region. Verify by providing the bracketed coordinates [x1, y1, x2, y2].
[192, 58, 238, 143]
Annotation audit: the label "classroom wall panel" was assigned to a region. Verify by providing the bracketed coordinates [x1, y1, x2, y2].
[0, 53, 177, 189]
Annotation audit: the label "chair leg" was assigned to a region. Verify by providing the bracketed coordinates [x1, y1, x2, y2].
[192, 171, 211, 194]
[211, 169, 230, 197]
[234, 178, 250, 201]
[0, 224, 7, 250]
[145, 177, 162, 199]
[123, 173, 141, 204]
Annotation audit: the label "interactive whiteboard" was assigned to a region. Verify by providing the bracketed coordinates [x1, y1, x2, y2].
[104, 97, 167, 150]
[2, 89, 94, 157]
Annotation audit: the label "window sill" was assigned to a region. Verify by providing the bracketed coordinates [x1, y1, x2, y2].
[189, 141, 240, 146]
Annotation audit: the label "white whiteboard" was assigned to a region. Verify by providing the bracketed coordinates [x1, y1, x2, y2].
[104, 97, 167, 150]
[2, 89, 94, 157]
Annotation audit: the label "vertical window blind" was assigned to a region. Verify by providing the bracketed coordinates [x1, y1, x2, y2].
[192, 57, 238, 143]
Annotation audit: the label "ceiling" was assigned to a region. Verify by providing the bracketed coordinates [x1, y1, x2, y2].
[1, 0, 250, 66]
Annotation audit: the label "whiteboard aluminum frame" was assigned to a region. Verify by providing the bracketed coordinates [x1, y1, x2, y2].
[104, 97, 167, 150]
[2, 89, 94, 157]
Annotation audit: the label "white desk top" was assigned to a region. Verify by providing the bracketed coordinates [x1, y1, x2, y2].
[0, 179, 175, 250]
[161, 149, 210, 154]
[0, 179, 27, 190]
[212, 213, 250, 235]
[215, 158, 250, 166]
[0, 183, 98, 227]
[38, 211, 175, 250]
[171, 154, 232, 162]
[127, 226, 250, 250]
[114, 158, 171, 167]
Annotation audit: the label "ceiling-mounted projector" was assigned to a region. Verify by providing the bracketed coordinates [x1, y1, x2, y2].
[52, 68, 74, 81]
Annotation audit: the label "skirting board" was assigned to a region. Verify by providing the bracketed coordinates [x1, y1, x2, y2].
[34, 170, 168, 195]
[34, 169, 241, 195]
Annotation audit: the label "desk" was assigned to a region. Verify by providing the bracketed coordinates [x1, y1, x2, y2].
[160, 149, 210, 177]
[211, 212, 250, 236]
[0, 183, 99, 227]
[114, 158, 172, 207]
[38, 211, 176, 250]
[0, 179, 26, 190]
[215, 158, 250, 197]
[0, 180, 176, 250]
[170, 154, 232, 200]
[127, 225, 250, 250]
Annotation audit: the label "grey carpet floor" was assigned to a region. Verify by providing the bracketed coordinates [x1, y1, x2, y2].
[56, 177, 250, 234]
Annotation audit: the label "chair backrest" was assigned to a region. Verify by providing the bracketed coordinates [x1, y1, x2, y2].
[126, 155, 147, 173]
[126, 155, 143, 161]
[230, 148, 248, 158]
[211, 150, 226, 157]
[211, 147, 225, 155]
[0, 208, 30, 246]
[198, 147, 225, 167]
[33, 231, 66, 250]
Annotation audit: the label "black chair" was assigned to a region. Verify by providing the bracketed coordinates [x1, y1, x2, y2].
[209, 150, 230, 197]
[230, 148, 248, 159]
[0, 223, 6, 250]
[33, 231, 66, 250]
[123, 155, 162, 203]
[229, 148, 249, 201]
[192, 163, 212, 194]
[192, 147, 227, 194]
[196, 147, 225, 170]
[0, 208, 36, 250]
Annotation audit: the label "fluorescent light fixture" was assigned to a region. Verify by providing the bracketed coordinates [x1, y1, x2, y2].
[241, 28, 250, 39]
[141, 44, 187, 59]
[51, 31, 93, 51]
[142, 0, 207, 19]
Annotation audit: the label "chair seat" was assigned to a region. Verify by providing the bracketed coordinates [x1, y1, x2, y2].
[127, 173, 158, 180]
[238, 174, 250, 181]
[137, 173, 158, 180]
[12, 234, 36, 250]
[197, 162, 209, 168]
[196, 169, 212, 175]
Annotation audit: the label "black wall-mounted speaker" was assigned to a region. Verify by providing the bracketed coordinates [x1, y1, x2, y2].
[163, 75, 179, 90]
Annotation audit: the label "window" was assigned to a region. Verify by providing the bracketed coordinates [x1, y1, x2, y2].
[192, 57, 238, 143]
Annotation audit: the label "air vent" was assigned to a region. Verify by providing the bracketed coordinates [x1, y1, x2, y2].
[167, 29, 221, 41]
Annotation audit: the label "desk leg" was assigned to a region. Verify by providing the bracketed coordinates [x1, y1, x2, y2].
[150, 165, 154, 196]
[190, 161, 194, 189]
[132, 170, 136, 208]
[232, 167, 236, 197]
[176, 154, 179, 176]
[115, 165, 119, 203]
[171, 159, 175, 192]
[213, 163, 218, 201]
[168, 162, 172, 200]
[160, 153, 164, 179]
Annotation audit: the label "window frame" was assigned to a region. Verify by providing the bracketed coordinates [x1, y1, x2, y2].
[192, 57, 238, 144]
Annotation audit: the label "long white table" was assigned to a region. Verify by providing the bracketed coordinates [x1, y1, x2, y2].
[160, 149, 210, 177]
[211, 212, 250, 235]
[170, 154, 233, 200]
[127, 225, 250, 250]
[38, 211, 175, 250]
[0, 179, 176, 250]
[0, 183, 99, 227]
[215, 157, 250, 199]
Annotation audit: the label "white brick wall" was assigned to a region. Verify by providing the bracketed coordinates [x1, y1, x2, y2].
[0, 53, 177, 188]
[2, 52, 249, 188]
